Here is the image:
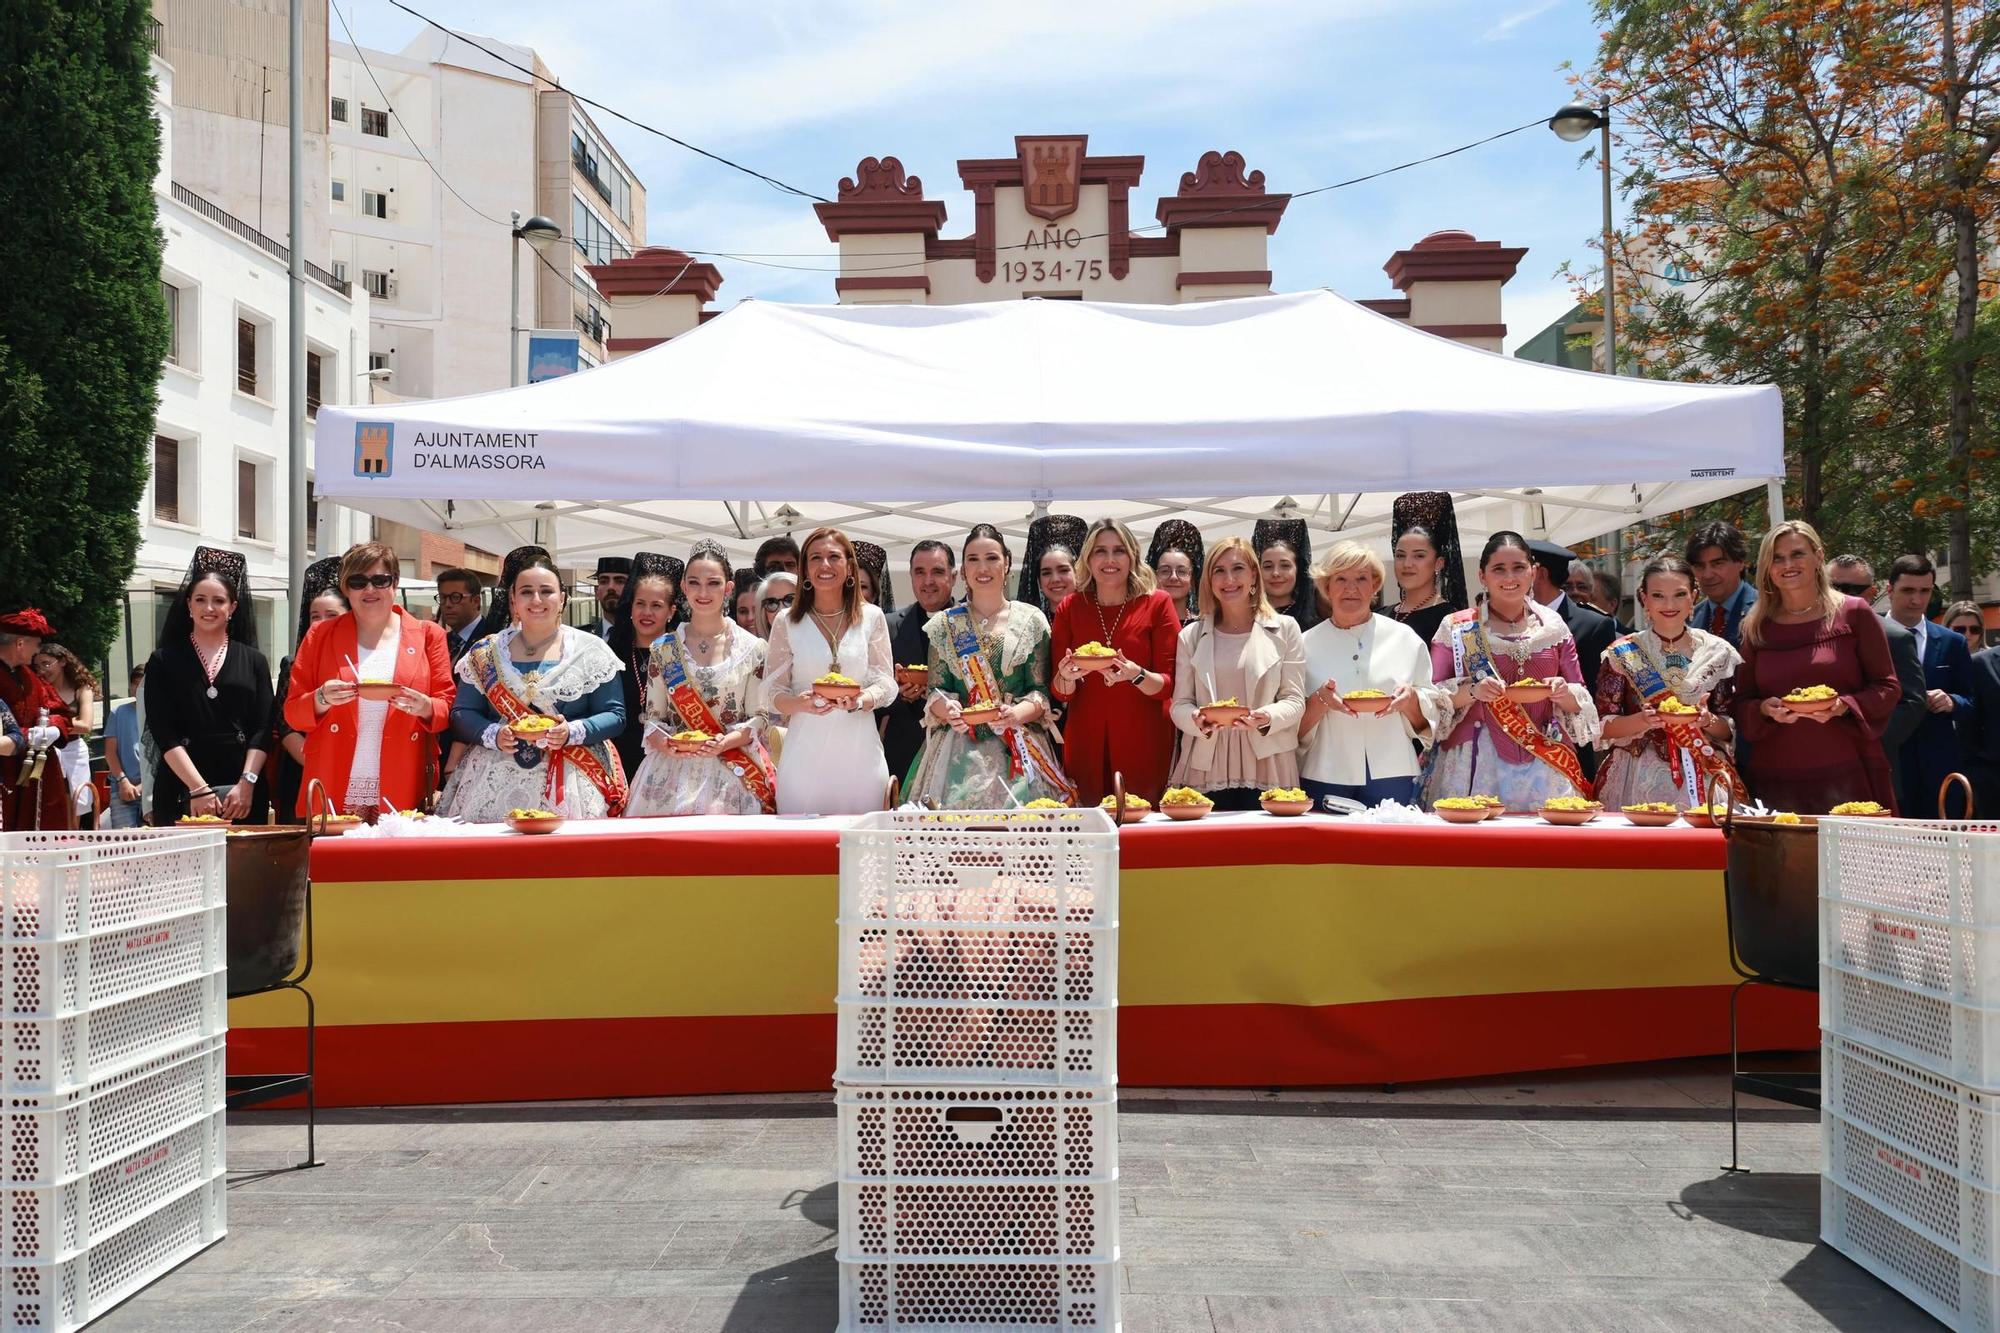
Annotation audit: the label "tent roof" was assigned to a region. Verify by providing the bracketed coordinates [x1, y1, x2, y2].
[316, 290, 1782, 564]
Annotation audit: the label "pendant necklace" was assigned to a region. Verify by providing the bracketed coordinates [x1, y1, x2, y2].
[1337, 620, 1368, 663]
[1091, 593, 1129, 646]
[191, 634, 226, 700]
[811, 606, 847, 677]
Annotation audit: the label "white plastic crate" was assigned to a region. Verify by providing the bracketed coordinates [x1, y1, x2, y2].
[1825, 1176, 2000, 1331]
[837, 999, 1115, 1086]
[3, 1107, 224, 1263]
[1823, 961, 2000, 1090]
[2, 971, 227, 1097]
[840, 811, 1118, 930]
[837, 1084, 1115, 1182]
[0, 832, 224, 945]
[839, 1259, 1118, 1332]
[1826, 1034, 2000, 1190]
[840, 921, 1114, 1009]
[0, 1174, 225, 1333]
[4, 1038, 226, 1188]
[839, 1179, 1115, 1264]
[3, 905, 224, 1021]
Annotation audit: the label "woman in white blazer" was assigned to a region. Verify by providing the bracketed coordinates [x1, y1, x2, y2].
[1297, 540, 1449, 810]
[1167, 537, 1307, 809]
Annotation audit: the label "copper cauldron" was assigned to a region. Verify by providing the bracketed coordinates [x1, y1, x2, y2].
[1711, 774, 1819, 991]
[223, 780, 329, 995]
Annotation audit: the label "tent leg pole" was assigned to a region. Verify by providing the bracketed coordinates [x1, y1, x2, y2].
[1765, 479, 1784, 529]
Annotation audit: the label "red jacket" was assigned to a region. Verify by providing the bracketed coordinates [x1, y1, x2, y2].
[282, 607, 453, 816]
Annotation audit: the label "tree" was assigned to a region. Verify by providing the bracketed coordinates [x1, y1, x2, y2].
[0, 0, 165, 662]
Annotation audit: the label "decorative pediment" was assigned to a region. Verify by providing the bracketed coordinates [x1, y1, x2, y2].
[838, 156, 926, 202]
[817, 155, 947, 240]
[1177, 150, 1266, 197]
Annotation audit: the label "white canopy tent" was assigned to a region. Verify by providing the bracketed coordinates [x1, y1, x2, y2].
[316, 291, 1783, 574]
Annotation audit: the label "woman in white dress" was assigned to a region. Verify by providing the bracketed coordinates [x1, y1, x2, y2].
[625, 541, 775, 816]
[437, 557, 627, 821]
[764, 527, 896, 814]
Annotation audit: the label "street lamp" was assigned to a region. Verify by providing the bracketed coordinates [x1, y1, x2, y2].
[509, 211, 565, 387]
[1549, 99, 1615, 375]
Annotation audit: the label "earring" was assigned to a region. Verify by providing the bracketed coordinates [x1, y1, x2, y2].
[845, 577, 855, 589]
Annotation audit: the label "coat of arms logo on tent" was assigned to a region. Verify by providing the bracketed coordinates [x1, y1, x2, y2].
[354, 422, 394, 478]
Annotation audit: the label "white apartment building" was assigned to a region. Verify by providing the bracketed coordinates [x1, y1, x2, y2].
[129, 35, 373, 679]
[327, 29, 647, 401]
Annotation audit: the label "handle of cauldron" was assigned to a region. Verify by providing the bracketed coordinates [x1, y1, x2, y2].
[1707, 769, 1739, 838]
[1941, 771, 1975, 821]
[307, 777, 331, 836]
[1113, 770, 1126, 820]
[885, 775, 900, 811]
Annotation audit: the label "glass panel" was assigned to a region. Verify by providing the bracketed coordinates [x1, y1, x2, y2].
[236, 318, 256, 395]
[237, 460, 257, 539]
[152, 436, 179, 524]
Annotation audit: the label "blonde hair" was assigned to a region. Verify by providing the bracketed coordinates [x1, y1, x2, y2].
[1196, 536, 1275, 622]
[787, 527, 862, 624]
[1741, 519, 1844, 647]
[1074, 518, 1156, 604]
[1310, 541, 1386, 603]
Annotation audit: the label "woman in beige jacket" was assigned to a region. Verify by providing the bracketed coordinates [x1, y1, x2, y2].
[1167, 536, 1307, 808]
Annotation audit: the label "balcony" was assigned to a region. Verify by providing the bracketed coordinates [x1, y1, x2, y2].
[575, 304, 610, 344]
[170, 182, 351, 297]
[146, 17, 163, 54]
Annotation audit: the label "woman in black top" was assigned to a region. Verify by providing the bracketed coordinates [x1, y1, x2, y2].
[1386, 491, 1468, 646]
[145, 546, 273, 823]
[1253, 517, 1323, 633]
[606, 551, 682, 780]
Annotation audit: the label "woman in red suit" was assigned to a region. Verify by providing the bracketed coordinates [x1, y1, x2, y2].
[283, 541, 454, 818]
[1050, 517, 1180, 805]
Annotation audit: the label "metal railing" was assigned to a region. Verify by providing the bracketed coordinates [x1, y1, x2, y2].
[146, 17, 163, 54]
[169, 182, 351, 297]
[575, 304, 610, 344]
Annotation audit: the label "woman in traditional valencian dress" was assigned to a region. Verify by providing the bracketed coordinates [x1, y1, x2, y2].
[438, 556, 627, 821]
[1421, 531, 1600, 810]
[764, 527, 897, 815]
[624, 542, 775, 817]
[1593, 556, 1743, 809]
[906, 525, 1073, 809]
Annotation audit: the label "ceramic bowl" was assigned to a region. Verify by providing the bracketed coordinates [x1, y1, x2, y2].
[813, 682, 863, 706]
[1071, 655, 1118, 673]
[1260, 799, 1312, 818]
[354, 681, 402, 702]
[958, 705, 1003, 729]
[1621, 808, 1681, 828]
[507, 813, 565, 835]
[1102, 802, 1150, 825]
[1199, 704, 1251, 727]
[667, 735, 712, 755]
[1538, 806, 1601, 826]
[1162, 801, 1213, 821]
[1343, 694, 1395, 716]
[1504, 684, 1553, 705]
[1434, 805, 1490, 825]
[1784, 695, 1839, 716]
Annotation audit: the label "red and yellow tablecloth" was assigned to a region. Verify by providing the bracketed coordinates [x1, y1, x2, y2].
[227, 815, 1814, 1106]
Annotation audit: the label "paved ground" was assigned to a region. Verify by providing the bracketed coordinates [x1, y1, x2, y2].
[95, 1060, 1933, 1332]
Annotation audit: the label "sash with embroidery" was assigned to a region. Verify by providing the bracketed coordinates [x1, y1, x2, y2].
[1607, 638, 1742, 801]
[656, 637, 777, 814]
[1448, 609, 1593, 798]
[466, 640, 628, 815]
[946, 607, 1076, 805]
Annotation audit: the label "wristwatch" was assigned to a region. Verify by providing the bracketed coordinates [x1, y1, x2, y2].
[240, 771, 259, 786]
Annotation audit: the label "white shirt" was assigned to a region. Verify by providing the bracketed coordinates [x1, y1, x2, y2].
[344, 617, 402, 812]
[1297, 614, 1434, 785]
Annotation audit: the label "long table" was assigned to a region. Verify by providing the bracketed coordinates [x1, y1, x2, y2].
[226, 814, 1815, 1106]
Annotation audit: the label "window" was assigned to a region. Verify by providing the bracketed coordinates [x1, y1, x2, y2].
[331, 260, 348, 283]
[361, 190, 387, 219]
[571, 194, 631, 266]
[237, 460, 260, 539]
[571, 119, 632, 223]
[236, 317, 258, 395]
[368, 352, 389, 372]
[161, 282, 181, 366]
[360, 107, 388, 137]
[331, 180, 345, 202]
[361, 270, 389, 300]
[330, 96, 347, 123]
[153, 435, 181, 524]
[306, 350, 323, 418]
[306, 486, 319, 555]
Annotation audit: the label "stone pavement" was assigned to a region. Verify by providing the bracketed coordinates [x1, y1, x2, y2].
[92, 1060, 1933, 1332]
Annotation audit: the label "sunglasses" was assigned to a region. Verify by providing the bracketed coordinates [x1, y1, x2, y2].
[1831, 582, 1871, 597]
[345, 573, 395, 590]
[761, 595, 796, 612]
[437, 591, 479, 605]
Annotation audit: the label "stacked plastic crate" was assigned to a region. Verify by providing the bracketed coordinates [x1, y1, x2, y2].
[835, 809, 1121, 1332]
[1820, 817, 2000, 1330]
[0, 830, 229, 1333]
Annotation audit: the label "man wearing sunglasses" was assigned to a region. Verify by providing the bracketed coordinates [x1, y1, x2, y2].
[1827, 554, 1929, 812]
[433, 568, 485, 664]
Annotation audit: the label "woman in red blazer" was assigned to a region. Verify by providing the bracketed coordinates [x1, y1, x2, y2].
[283, 541, 454, 817]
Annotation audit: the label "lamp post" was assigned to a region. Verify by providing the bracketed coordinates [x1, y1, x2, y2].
[1549, 98, 1615, 375]
[509, 212, 564, 387]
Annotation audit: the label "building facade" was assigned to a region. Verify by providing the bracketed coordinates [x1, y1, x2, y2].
[590, 134, 1524, 357]
[136, 35, 374, 679]
[328, 29, 647, 400]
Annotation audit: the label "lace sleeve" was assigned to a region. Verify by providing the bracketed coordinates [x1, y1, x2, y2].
[861, 606, 897, 710]
[763, 615, 798, 714]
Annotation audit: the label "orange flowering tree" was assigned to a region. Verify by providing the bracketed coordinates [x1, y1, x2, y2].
[1588, 0, 2000, 584]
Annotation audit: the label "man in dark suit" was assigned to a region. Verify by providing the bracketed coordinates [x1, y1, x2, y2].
[1687, 521, 1757, 648]
[434, 567, 485, 664]
[588, 557, 630, 638]
[1827, 556, 1929, 812]
[1883, 554, 1975, 817]
[1528, 541, 1618, 783]
[1960, 645, 2000, 817]
[881, 541, 958, 790]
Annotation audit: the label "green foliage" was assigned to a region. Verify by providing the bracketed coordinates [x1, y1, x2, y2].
[0, 0, 165, 662]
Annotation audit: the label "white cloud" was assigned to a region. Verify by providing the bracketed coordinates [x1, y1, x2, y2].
[1480, 0, 1558, 42]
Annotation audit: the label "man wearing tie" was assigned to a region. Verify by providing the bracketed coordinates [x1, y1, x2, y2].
[1883, 554, 1974, 817]
[434, 568, 485, 663]
[1687, 522, 1757, 648]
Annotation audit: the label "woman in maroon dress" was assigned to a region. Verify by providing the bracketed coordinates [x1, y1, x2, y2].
[1730, 520, 1902, 813]
[1050, 518, 1179, 805]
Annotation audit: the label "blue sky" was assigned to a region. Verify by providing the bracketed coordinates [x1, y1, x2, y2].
[340, 0, 1608, 350]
